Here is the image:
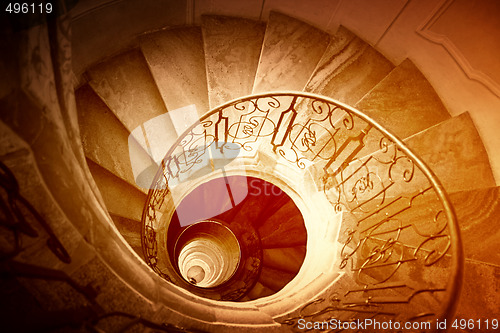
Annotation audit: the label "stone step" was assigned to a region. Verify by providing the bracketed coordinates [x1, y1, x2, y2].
[262, 246, 306, 274]
[85, 50, 177, 188]
[239, 295, 251, 302]
[355, 59, 450, 139]
[246, 281, 274, 300]
[333, 185, 453, 263]
[211, 188, 245, 222]
[333, 112, 496, 215]
[202, 15, 265, 108]
[404, 112, 496, 193]
[86, 158, 147, 222]
[227, 178, 283, 228]
[258, 200, 307, 249]
[449, 186, 500, 266]
[252, 11, 330, 93]
[456, 260, 499, 325]
[141, 27, 209, 118]
[352, 185, 500, 267]
[258, 265, 296, 292]
[297, 60, 450, 178]
[87, 49, 172, 134]
[305, 26, 394, 106]
[109, 213, 144, 259]
[252, 191, 291, 228]
[76, 85, 153, 193]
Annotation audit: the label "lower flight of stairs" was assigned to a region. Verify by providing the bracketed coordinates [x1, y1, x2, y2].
[164, 175, 306, 301]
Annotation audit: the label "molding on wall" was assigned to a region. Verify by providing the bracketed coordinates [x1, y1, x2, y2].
[375, 0, 410, 47]
[417, 0, 500, 98]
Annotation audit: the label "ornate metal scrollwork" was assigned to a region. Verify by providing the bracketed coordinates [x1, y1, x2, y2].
[141, 92, 461, 327]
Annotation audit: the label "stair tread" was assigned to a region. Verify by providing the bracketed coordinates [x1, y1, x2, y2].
[262, 246, 306, 273]
[456, 260, 499, 322]
[355, 59, 450, 139]
[109, 214, 144, 259]
[109, 214, 141, 246]
[295, 60, 450, 177]
[246, 281, 274, 300]
[305, 26, 394, 105]
[333, 112, 496, 220]
[228, 178, 283, 227]
[86, 50, 177, 184]
[449, 186, 500, 266]
[87, 49, 170, 133]
[258, 200, 307, 248]
[141, 27, 209, 117]
[334, 112, 496, 223]
[76, 85, 151, 193]
[258, 265, 296, 292]
[252, 192, 290, 227]
[86, 158, 146, 222]
[202, 15, 265, 108]
[404, 112, 496, 193]
[252, 11, 330, 93]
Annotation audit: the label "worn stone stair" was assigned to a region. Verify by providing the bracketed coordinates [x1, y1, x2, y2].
[448, 186, 500, 325]
[253, 11, 330, 93]
[355, 58, 451, 138]
[76, 84, 151, 194]
[404, 112, 496, 193]
[305, 26, 394, 106]
[202, 15, 265, 109]
[85, 158, 146, 224]
[141, 27, 209, 117]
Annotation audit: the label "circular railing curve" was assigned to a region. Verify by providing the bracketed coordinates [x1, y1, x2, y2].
[141, 91, 463, 329]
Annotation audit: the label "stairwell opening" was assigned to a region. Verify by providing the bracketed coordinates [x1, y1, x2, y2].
[175, 220, 241, 288]
[165, 175, 307, 301]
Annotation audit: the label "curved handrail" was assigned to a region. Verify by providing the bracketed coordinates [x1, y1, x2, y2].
[141, 91, 463, 328]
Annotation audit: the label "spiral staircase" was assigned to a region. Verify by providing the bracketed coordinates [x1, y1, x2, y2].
[1, 7, 499, 333]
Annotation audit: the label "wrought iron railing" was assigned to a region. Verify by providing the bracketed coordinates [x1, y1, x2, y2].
[142, 92, 462, 329]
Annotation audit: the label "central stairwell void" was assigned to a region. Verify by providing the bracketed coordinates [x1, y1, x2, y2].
[71, 11, 494, 332]
[160, 175, 307, 301]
